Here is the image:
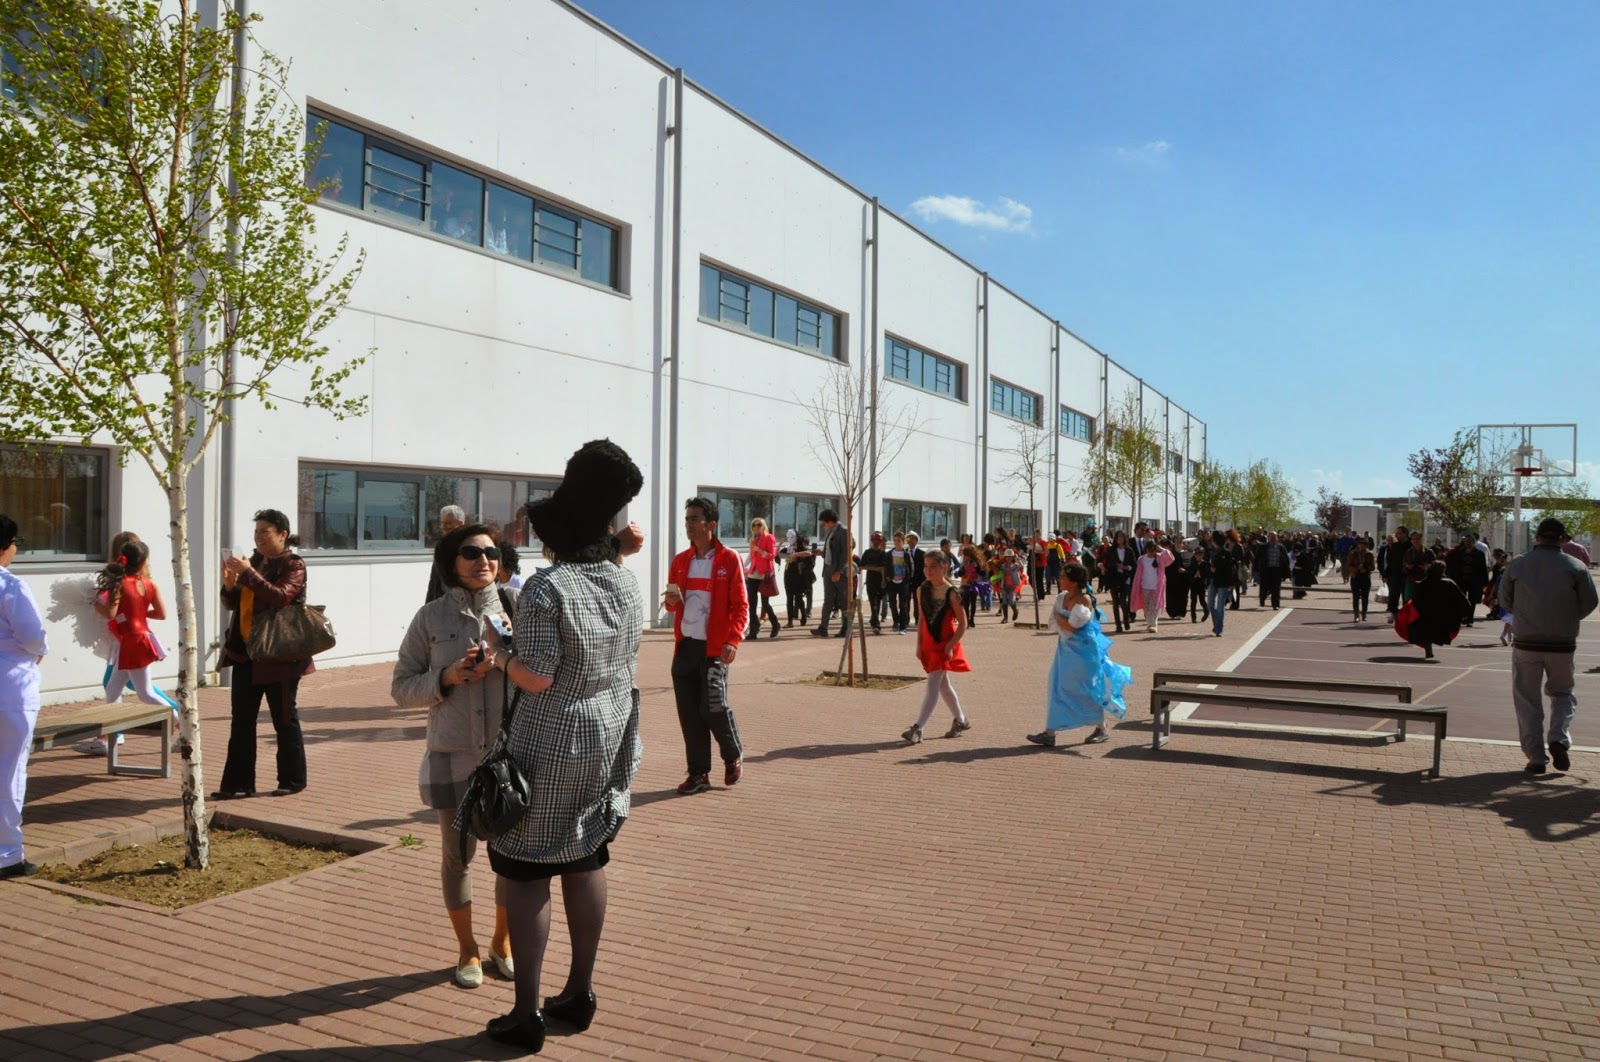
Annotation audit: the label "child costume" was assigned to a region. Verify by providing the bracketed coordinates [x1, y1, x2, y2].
[1045, 592, 1131, 731]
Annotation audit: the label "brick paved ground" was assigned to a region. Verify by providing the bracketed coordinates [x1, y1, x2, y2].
[3, 594, 1597, 1060]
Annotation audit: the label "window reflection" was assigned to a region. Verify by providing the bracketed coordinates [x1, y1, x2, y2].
[360, 479, 421, 543]
[430, 163, 483, 245]
[487, 185, 533, 260]
[367, 145, 426, 221]
[298, 468, 357, 549]
[580, 218, 614, 286]
[0, 445, 107, 559]
[307, 117, 363, 208]
[535, 205, 579, 270]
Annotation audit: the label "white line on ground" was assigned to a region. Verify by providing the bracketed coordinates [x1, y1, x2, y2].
[1169, 608, 1297, 723]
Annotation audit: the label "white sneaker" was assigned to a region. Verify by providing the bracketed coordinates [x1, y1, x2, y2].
[73, 738, 109, 756]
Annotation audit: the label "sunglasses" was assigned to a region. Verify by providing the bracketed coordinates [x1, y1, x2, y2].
[458, 545, 501, 561]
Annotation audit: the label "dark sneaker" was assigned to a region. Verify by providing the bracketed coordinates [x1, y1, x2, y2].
[1525, 762, 1547, 776]
[724, 760, 743, 787]
[1025, 731, 1056, 747]
[944, 717, 972, 739]
[901, 724, 923, 745]
[0, 860, 39, 880]
[1550, 742, 1570, 772]
[676, 773, 711, 795]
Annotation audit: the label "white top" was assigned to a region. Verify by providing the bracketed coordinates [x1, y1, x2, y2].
[1067, 603, 1092, 629]
[0, 567, 49, 666]
[1140, 556, 1161, 589]
[679, 554, 714, 640]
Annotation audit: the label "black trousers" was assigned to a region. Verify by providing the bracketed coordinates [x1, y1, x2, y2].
[816, 574, 850, 634]
[1189, 580, 1209, 619]
[1351, 574, 1371, 618]
[865, 581, 885, 631]
[1110, 584, 1133, 630]
[1031, 564, 1049, 599]
[218, 659, 305, 793]
[1385, 575, 1404, 614]
[1258, 574, 1283, 609]
[745, 578, 778, 637]
[886, 582, 910, 631]
[784, 573, 811, 625]
[670, 639, 743, 776]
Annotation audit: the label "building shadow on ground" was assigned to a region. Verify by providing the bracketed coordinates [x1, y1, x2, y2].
[1106, 742, 1599, 842]
[0, 972, 525, 1061]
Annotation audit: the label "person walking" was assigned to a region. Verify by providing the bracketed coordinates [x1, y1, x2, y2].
[392, 523, 518, 990]
[0, 515, 48, 880]
[1027, 562, 1132, 748]
[886, 531, 914, 634]
[1129, 538, 1174, 633]
[1348, 537, 1376, 622]
[1204, 531, 1238, 637]
[96, 540, 174, 711]
[213, 509, 314, 800]
[1102, 531, 1136, 633]
[811, 509, 851, 639]
[479, 440, 646, 1051]
[858, 531, 889, 635]
[664, 497, 747, 794]
[1382, 526, 1413, 617]
[1500, 518, 1599, 775]
[900, 551, 971, 745]
[1254, 532, 1290, 610]
[1455, 534, 1489, 626]
[1397, 552, 1469, 661]
[781, 531, 815, 628]
[744, 518, 780, 640]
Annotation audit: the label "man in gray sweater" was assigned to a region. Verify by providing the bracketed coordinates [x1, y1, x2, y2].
[1500, 517, 1599, 774]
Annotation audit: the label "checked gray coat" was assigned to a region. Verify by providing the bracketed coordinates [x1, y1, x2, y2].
[490, 560, 643, 865]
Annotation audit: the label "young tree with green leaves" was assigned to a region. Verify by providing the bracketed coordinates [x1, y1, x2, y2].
[1188, 460, 1230, 529]
[1407, 430, 1502, 535]
[1236, 460, 1298, 529]
[1531, 479, 1600, 541]
[0, 1, 366, 868]
[1078, 389, 1163, 529]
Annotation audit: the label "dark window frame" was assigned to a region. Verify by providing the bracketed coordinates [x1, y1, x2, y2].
[305, 109, 622, 291]
[697, 261, 844, 361]
[884, 335, 967, 403]
[990, 378, 1042, 426]
[1058, 404, 1094, 443]
[1, 442, 110, 563]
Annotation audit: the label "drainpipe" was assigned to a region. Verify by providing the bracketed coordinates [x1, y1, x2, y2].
[216, 0, 247, 682]
[1051, 322, 1060, 531]
[667, 68, 684, 559]
[1098, 355, 1108, 524]
[867, 198, 879, 535]
[979, 273, 989, 530]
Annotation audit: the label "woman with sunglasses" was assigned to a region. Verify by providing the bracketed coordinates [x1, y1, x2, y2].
[392, 523, 519, 990]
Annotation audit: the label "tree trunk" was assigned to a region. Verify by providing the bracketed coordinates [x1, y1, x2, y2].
[168, 443, 210, 869]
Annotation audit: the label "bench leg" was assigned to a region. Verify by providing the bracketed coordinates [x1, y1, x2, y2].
[1430, 720, 1443, 779]
[1152, 705, 1170, 750]
[1397, 718, 1407, 742]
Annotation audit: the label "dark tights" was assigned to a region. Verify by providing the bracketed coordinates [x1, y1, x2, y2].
[503, 869, 608, 1018]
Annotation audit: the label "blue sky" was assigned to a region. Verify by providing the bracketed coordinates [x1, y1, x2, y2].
[579, 0, 1599, 515]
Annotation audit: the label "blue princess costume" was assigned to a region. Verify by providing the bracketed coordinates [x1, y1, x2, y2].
[1046, 593, 1132, 730]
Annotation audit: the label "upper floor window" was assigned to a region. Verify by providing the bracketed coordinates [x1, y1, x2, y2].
[990, 379, 1040, 426]
[1059, 405, 1093, 442]
[885, 337, 965, 401]
[1170, 450, 1184, 474]
[698, 263, 841, 359]
[1, 444, 108, 561]
[306, 111, 620, 289]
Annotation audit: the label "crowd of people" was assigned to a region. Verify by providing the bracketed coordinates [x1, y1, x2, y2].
[1, 470, 1596, 1056]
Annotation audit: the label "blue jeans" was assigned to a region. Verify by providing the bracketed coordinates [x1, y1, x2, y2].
[1207, 585, 1232, 635]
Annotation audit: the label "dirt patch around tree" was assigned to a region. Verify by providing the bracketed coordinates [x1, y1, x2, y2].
[787, 672, 923, 691]
[37, 827, 354, 909]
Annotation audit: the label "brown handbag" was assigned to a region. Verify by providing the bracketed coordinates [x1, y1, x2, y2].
[248, 602, 337, 662]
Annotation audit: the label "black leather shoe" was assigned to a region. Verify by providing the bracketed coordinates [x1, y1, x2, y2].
[543, 989, 597, 1031]
[486, 1009, 546, 1053]
[209, 790, 253, 800]
[0, 860, 39, 880]
[1550, 742, 1571, 772]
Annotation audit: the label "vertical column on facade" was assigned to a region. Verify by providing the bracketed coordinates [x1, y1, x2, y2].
[978, 274, 989, 530]
[660, 67, 685, 621]
[1050, 322, 1061, 534]
[865, 198, 880, 538]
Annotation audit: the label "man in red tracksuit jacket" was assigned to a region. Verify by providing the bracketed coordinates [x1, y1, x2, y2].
[662, 496, 749, 795]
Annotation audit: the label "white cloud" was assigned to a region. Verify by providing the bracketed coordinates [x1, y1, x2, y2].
[909, 194, 1034, 234]
[1108, 139, 1172, 164]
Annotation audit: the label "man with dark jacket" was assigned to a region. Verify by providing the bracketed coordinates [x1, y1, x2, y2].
[1381, 526, 1414, 616]
[1446, 534, 1489, 625]
[1254, 532, 1291, 610]
[812, 509, 852, 638]
[1500, 518, 1598, 775]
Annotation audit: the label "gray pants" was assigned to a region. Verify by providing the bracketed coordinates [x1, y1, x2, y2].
[437, 808, 507, 911]
[1511, 649, 1576, 766]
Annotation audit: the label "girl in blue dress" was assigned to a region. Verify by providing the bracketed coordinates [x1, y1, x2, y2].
[1027, 562, 1132, 747]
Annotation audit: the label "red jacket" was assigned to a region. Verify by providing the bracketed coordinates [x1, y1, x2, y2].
[665, 540, 748, 656]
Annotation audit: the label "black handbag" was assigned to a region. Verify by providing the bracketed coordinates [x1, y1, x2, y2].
[454, 654, 531, 863]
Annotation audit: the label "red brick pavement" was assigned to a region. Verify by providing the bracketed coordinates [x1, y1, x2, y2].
[2, 598, 1598, 1060]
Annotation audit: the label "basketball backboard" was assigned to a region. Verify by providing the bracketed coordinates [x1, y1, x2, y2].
[1476, 423, 1578, 480]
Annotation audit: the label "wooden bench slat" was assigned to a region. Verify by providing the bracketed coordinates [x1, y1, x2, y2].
[32, 704, 172, 779]
[1152, 669, 1412, 702]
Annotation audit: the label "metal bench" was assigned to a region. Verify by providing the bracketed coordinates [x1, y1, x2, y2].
[32, 703, 173, 778]
[1149, 671, 1447, 778]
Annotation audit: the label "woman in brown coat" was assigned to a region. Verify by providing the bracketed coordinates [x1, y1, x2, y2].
[212, 508, 315, 799]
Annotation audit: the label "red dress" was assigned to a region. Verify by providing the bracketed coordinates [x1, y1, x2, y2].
[109, 576, 163, 670]
[915, 583, 971, 674]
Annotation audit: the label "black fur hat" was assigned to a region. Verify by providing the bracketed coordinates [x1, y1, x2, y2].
[526, 439, 644, 557]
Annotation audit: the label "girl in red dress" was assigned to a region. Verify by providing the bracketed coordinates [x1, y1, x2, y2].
[901, 551, 972, 744]
[96, 541, 172, 706]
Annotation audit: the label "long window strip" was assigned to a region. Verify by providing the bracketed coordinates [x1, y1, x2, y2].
[308, 112, 617, 287]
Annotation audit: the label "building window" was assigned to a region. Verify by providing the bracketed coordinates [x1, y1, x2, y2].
[305, 111, 620, 289]
[1189, 460, 1201, 479]
[990, 379, 1040, 426]
[881, 501, 960, 543]
[297, 463, 556, 552]
[696, 489, 839, 545]
[1059, 405, 1093, 442]
[0, 444, 109, 561]
[1057, 511, 1095, 534]
[698, 263, 841, 359]
[1170, 450, 1184, 474]
[885, 337, 965, 401]
[987, 507, 1039, 535]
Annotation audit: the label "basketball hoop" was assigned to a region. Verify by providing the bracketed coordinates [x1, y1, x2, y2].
[1511, 445, 1544, 478]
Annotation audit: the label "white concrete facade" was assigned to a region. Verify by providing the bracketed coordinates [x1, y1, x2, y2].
[4, 0, 1205, 703]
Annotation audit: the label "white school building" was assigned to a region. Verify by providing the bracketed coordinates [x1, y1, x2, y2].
[2, 0, 1207, 704]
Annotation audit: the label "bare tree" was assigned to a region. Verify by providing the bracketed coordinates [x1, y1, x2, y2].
[801, 364, 920, 685]
[1001, 420, 1052, 627]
